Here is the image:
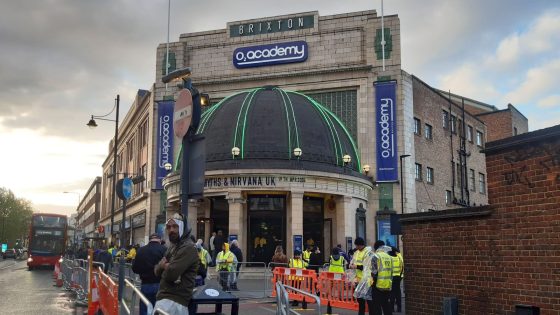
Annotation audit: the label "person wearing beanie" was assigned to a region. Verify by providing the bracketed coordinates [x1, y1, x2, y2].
[153, 213, 199, 315]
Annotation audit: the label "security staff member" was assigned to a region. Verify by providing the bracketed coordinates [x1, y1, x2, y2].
[371, 240, 393, 315]
[389, 247, 403, 313]
[328, 247, 346, 273]
[302, 245, 312, 267]
[349, 237, 370, 315]
[289, 249, 306, 306]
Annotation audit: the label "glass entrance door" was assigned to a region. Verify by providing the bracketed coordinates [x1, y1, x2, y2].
[247, 195, 286, 264]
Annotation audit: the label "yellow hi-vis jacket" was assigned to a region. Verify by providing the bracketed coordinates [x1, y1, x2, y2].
[374, 251, 393, 291]
[397, 252, 404, 278]
[289, 258, 305, 269]
[199, 248, 209, 268]
[392, 255, 403, 277]
[216, 250, 235, 272]
[328, 255, 345, 273]
[302, 250, 311, 265]
[353, 248, 367, 281]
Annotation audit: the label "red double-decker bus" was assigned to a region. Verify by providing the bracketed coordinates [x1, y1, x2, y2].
[27, 213, 67, 270]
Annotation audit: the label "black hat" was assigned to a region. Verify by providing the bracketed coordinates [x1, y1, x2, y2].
[354, 237, 365, 246]
[374, 240, 385, 250]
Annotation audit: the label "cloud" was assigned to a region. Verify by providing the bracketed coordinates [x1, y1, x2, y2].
[0, 126, 106, 206]
[538, 95, 560, 109]
[435, 8, 560, 127]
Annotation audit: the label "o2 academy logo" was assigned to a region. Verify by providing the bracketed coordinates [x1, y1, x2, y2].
[233, 41, 308, 69]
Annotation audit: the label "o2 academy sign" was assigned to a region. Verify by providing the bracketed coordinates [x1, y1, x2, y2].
[230, 15, 314, 37]
[233, 41, 308, 69]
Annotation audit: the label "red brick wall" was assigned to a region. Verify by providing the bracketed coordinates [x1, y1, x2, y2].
[401, 135, 560, 314]
[477, 110, 513, 142]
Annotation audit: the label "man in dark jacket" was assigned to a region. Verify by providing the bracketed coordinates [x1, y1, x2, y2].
[132, 233, 166, 315]
[154, 214, 199, 314]
[94, 244, 113, 274]
[229, 240, 243, 290]
[308, 246, 324, 273]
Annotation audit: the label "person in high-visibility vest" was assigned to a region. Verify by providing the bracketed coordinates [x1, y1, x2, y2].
[289, 249, 306, 307]
[216, 242, 237, 291]
[302, 245, 312, 267]
[328, 247, 346, 273]
[389, 246, 403, 313]
[371, 240, 393, 315]
[195, 243, 212, 287]
[349, 237, 371, 315]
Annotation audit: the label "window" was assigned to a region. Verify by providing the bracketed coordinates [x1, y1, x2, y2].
[479, 173, 486, 194]
[476, 131, 484, 147]
[446, 190, 452, 205]
[414, 118, 421, 135]
[442, 110, 449, 129]
[467, 126, 473, 142]
[424, 124, 433, 140]
[451, 115, 457, 134]
[139, 120, 148, 148]
[514, 127, 518, 136]
[415, 163, 423, 181]
[427, 167, 434, 184]
[309, 90, 358, 141]
[470, 169, 475, 191]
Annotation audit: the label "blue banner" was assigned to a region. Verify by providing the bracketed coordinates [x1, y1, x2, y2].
[233, 41, 308, 69]
[375, 81, 398, 182]
[293, 235, 303, 253]
[377, 218, 397, 248]
[156, 101, 174, 189]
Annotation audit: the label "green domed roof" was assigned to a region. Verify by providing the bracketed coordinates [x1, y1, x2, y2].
[177, 86, 364, 176]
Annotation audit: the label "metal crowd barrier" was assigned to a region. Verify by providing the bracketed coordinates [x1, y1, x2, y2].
[153, 307, 171, 315]
[276, 282, 322, 315]
[207, 261, 270, 298]
[121, 278, 153, 315]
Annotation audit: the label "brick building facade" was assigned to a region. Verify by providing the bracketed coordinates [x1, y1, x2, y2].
[400, 125, 560, 314]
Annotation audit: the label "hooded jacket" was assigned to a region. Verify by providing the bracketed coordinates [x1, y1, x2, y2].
[154, 218, 199, 307]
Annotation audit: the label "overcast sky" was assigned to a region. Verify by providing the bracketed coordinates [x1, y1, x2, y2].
[0, 0, 558, 216]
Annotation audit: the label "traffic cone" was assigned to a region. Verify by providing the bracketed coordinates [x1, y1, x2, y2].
[53, 260, 60, 279]
[87, 275, 100, 315]
[56, 265, 63, 287]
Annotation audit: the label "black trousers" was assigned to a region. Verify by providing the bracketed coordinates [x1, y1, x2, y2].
[357, 297, 374, 315]
[390, 276, 402, 311]
[372, 287, 392, 315]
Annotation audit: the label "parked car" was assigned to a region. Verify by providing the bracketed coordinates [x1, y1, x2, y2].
[2, 249, 16, 259]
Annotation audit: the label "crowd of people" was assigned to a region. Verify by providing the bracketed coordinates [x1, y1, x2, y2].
[70, 221, 404, 315]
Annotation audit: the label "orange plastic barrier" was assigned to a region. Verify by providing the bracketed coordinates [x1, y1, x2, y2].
[271, 267, 318, 303]
[95, 267, 119, 315]
[317, 271, 359, 311]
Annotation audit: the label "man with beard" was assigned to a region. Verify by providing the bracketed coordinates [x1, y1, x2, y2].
[153, 214, 199, 314]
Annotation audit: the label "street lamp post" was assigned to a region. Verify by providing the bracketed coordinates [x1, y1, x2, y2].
[87, 95, 120, 243]
[399, 154, 411, 214]
[63, 192, 81, 248]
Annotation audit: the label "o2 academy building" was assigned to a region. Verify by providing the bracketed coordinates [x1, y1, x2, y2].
[151, 10, 512, 261]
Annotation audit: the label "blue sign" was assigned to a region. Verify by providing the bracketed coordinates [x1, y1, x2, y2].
[377, 218, 397, 248]
[228, 235, 238, 243]
[375, 81, 398, 182]
[233, 41, 308, 69]
[156, 101, 174, 189]
[293, 235, 303, 253]
[122, 178, 133, 200]
[1, 243, 6, 253]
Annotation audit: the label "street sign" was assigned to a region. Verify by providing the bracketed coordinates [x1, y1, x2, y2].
[174, 89, 193, 138]
[122, 178, 133, 200]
